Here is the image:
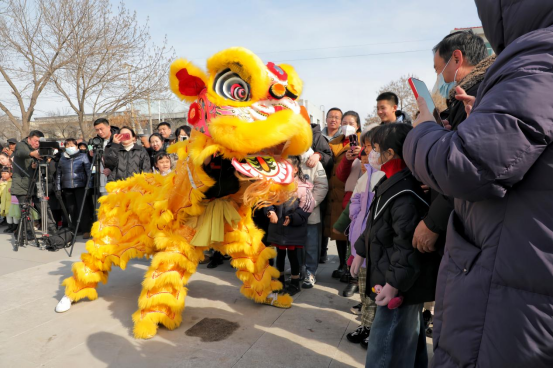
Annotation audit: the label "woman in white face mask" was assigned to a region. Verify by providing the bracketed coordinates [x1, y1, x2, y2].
[324, 110, 362, 280]
[56, 138, 93, 238]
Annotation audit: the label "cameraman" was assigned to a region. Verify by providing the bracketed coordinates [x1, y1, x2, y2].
[11, 130, 57, 236]
[91, 118, 119, 197]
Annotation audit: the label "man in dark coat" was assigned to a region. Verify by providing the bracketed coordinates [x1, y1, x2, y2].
[404, 1, 553, 366]
[11, 130, 58, 235]
[308, 123, 333, 177]
[104, 127, 151, 182]
[412, 31, 491, 255]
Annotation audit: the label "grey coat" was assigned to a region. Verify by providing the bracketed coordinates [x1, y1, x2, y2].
[403, 1, 553, 367]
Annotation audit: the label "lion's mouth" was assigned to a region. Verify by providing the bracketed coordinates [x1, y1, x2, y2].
[231, 156, 293, 184]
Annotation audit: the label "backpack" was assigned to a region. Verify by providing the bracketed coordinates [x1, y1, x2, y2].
[44, 228, 74, 251]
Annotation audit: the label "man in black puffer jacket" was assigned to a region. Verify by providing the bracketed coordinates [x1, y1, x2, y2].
[104, 126, 150, 182]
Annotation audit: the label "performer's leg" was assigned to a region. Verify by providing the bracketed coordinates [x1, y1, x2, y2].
[61, 187, 156, 304]
[132, 232, 205, 339]
[62, 216, 154, 302]
[215, 207, 292, 308]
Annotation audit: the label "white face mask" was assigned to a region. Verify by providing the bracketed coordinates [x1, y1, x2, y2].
[341, 125, 356, 137]
[368, 150, 382, 171]
[65, 147, 78, 156]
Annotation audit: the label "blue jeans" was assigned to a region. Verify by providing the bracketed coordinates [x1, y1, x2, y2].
[365, 303, 427, 368]
[301, 223, 320, 276]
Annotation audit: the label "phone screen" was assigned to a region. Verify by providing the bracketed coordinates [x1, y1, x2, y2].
[409, 78, 444, 126]
[348, 134, 358, 147]
[121, 133, 131, 141]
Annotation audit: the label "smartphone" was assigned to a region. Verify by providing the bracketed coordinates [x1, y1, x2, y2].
[408, 77, 444, 126]
[120, 133, 131, 141]
[348, 134, 359, 147]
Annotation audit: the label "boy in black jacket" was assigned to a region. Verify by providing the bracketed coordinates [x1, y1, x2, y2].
[351, 124, 441, 368]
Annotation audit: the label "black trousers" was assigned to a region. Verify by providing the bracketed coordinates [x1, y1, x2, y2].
[62, 187, 92, 233]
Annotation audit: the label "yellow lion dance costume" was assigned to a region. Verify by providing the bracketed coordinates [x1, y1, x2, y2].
[57, 47, 313, 339]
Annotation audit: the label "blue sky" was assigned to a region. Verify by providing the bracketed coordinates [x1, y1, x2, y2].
[128, 0, 482, 120]
[24, 0, 483, 120]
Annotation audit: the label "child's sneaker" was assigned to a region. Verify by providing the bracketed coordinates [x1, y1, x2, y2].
[360, 331, 370, 349]
[346, 325, 370, 344]
[350, 302, 362, 315]
[302, 272, 316, 289]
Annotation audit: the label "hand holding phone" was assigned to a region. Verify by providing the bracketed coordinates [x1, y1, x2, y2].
[348, 135, 359, 147]
[120, 133, 131, 141]
[408, 77, 444, 127]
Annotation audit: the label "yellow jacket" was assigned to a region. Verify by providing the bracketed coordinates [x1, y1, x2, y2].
[0, 179, 11, 217]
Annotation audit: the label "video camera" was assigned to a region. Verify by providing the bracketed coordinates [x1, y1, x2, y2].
[88, 136, 104, 150]
[38, 140, 60, 158]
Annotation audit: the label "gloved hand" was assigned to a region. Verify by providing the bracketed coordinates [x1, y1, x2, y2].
[374, 283, 400, 307]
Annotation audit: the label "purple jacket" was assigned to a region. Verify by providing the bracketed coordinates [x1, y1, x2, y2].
[348, 165, 378, 267]
[404, 1, 553, 366]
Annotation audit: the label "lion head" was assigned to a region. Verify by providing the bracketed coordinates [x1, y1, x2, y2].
[169, 47, 312, 185]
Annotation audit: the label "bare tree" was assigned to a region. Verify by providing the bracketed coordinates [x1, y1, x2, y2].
[365, 75, 448, 126]
[377, 75, 419, 119]
[36, 108, 81, 139]
[0, 0, 86, 136]
[48, 0, 174, 139]
[0, 115, 21, 140]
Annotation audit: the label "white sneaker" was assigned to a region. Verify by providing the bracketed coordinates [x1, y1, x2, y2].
[55, 295, 72, 313]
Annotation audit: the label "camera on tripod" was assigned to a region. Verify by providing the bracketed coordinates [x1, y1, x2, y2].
[88, 136, 103, 149]
[38, 140, 60, 158]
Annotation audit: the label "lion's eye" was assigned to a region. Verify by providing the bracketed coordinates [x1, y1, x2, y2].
[214, 69, 250, 102]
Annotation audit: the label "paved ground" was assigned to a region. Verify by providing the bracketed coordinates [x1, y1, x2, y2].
[0, 229, 432, 367]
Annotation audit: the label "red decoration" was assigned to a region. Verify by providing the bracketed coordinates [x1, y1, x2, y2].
[176, 68, 206, 97]
[266, 62, 288, 81]
[188, 102, 201, 125]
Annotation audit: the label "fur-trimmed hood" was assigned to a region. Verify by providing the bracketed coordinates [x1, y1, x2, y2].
[448, 54, 496, 102]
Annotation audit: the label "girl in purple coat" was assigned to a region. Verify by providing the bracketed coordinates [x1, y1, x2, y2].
[344, 127, 385, 349]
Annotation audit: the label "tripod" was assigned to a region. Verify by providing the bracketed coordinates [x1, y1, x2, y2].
[14, 163, 42, 252]
[69, 146, 104, 257]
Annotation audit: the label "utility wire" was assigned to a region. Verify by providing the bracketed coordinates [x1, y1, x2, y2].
[274, 49, 430, 62]
[190, 38, 437, 61]
[254, 38, 437, 56]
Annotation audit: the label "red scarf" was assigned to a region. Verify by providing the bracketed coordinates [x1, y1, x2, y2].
[381, 158, 407, 179]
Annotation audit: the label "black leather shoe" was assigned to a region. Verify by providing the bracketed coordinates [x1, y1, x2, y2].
[332, 264, 347, 279]
[286, 278, 301, 296]
[3, 225, 15, 233]
[346, 325, 370, 344]
[206, 258, 223, 269]
[360, 331, 370, 349]
[319, 248, 328, 264]
[342, 280, 359, 297]
[340, 270, 351, 283]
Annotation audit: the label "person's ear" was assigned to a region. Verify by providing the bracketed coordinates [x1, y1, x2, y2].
[453, 49, 463, 65]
